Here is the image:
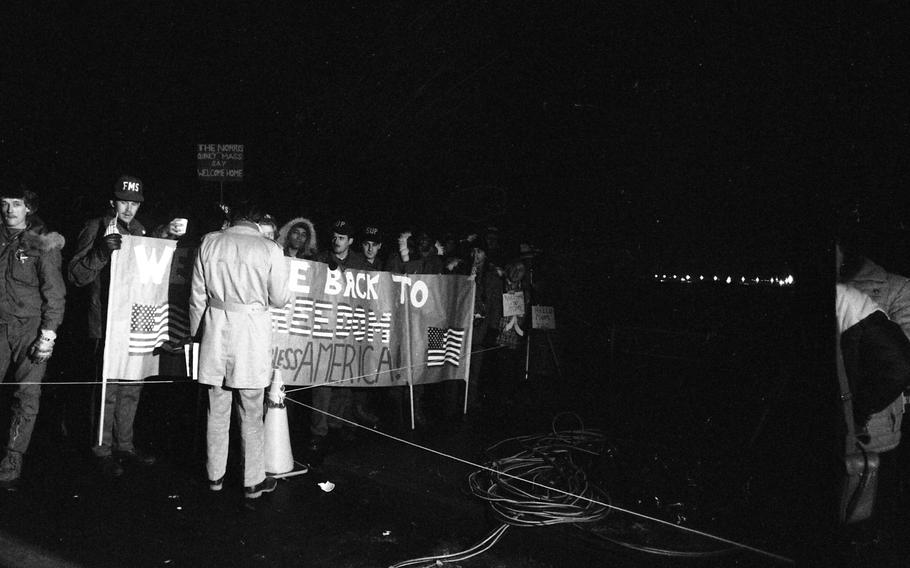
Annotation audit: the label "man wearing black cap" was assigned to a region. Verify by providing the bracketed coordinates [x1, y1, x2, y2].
[357, 225, 385, 270]
[344, 225, 384, 427]
[315, 219, 360, 270]
[309, 220, 375, 450]
[68, 175, 156, 478]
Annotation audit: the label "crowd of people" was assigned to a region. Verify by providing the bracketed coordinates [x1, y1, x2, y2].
[0, 175, 541, 497]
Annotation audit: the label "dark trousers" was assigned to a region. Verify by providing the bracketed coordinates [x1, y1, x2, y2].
[91, 339, 143, 457]
[0, 318, 45, 455]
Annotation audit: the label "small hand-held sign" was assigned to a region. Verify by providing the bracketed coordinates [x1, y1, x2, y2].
[502, 291, 525, 317]
[531, 305, 556, 330]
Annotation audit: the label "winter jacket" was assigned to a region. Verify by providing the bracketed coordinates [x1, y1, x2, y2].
[68, 214, 146, 338]
[845, 258, 910, 341]
[189, 222, 290, 388]
[276, 216, 318, 259]
[470, 264, 503, 346]
[0, 217, 66, 332]
[837, 284, 910, 422]
[347, 251, 388, 271]
[386, 251, 444, 275]
[316, 249, 365, 271]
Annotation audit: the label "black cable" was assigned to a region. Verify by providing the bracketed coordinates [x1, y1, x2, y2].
[389, 412, 786, 565]
[469, 412, 741, 559]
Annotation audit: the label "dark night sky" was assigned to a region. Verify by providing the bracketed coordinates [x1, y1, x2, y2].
[4, 2, 910, 276]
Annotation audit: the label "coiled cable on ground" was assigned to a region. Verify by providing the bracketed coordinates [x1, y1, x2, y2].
[468, 414, 611, 528]
[379, 411, 790, 566]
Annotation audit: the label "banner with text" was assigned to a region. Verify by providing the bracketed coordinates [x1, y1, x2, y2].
[103, 237, 194, 381]
[103, 237, 475, 386]
[197, 143, 244, 180]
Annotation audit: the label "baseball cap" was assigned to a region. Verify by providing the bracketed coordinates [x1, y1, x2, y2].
[331, 219, 356, 237]
[360, 225, 383, 244]
[113, 175, 145, 202]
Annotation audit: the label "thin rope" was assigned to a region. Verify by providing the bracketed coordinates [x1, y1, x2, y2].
[4, 379, 194, 386]
[285, 392, 794, 565]
[2, 345, 792, 563]
[3, 346, 506, 388]
[284, 344, 505, 393]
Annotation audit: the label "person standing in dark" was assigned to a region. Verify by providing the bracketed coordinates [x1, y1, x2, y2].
[0, 185, 66, 489]
[275, 215, 319, 442]
[838, 235, 910, 531]
[68, 175, 156, 478]
[462, 240, 503, 414]
[309, 220, 361, 450]
[345, 225, 384, 428]
[494, 260, 531, 405]
[357, 225, 385, 270]
[258, 214, 278, 241]
[277, 217, 318, 260]
[387, 229, 443, 275]
[189, 201, 290, 499]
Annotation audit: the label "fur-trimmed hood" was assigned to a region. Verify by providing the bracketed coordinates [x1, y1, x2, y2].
[276, 216, 318, 258]
[6, 216, 66, 256]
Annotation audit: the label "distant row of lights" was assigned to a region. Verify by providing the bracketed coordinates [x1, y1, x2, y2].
[653, 274, 795, 287]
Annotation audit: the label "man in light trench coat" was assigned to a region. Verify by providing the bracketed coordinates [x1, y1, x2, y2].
[189, 202, 290, 499]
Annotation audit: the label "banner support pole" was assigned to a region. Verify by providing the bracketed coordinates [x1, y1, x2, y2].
[523, 329, 531, 381]
[97, 378, 107, 446]
[462, 280, 476, 415]
[408, 382, 415, 430]
[97, 229, 121, 447]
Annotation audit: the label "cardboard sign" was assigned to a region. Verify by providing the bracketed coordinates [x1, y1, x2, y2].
[503, 291, 525, 317]
[197, 143, 244, 180]
[531, 305, 556, 330]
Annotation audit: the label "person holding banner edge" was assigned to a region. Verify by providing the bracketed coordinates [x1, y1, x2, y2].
[68, 175, 156, 478]
[189, 200, 290, 498]
[0, 184, 66, 488]
[308, 219, 365, 451]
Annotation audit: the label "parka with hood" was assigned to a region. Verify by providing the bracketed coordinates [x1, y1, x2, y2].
[0, 213, 66, 461]
[276, 216, 318, 259]
[1, 216, 66, 331]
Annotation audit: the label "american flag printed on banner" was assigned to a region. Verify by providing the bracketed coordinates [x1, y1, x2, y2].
[426, 326, 465, 367]
[129, 303, 189, 355]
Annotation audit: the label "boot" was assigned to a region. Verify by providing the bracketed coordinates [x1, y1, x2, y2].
[0, 450, 23, 489]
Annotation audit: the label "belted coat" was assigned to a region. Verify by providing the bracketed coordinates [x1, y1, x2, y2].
[189, 223, 290, 388]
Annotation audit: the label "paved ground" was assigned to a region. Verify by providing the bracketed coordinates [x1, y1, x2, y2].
[2, 319, 903, 567]
[0, 370, 800, 568]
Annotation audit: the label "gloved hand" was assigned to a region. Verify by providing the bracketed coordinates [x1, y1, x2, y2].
[28, 330, 56, 363]
[95, 233, 122, 256]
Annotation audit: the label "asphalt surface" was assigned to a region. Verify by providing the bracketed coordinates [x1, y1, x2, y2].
[1, 324, 904, 567]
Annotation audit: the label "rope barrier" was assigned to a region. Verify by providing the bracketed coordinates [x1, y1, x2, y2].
[0, 345, 507, 388]
[282, 393, 794, 565]
[284, 344, 505, 393]
[0, 379, 195, 386]
[1, 344, 792, 564]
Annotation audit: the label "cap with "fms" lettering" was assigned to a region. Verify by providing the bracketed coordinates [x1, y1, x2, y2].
[113, 175, 145, 202]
